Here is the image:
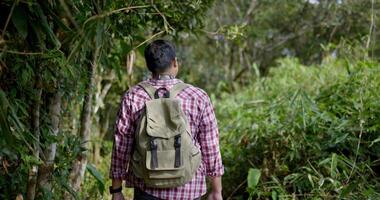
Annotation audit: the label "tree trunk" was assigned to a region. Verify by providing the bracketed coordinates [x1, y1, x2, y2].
[36, 91, 62, 193]
[92, 109, 110, 165]
[126, 50, 135, 86]
[26, 75, 42, 200]
[92, 79, 112, 164]
[65, 46, 100, 198]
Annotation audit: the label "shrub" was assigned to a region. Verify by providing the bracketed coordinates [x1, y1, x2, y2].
[216, 58, 380, 199]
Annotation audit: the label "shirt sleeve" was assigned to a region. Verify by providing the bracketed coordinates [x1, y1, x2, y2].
[110, 92, 135, 179]
[198, 94, 224, 177]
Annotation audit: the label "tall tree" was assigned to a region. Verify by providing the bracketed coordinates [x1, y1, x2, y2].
[67, 45, 100, 195]
[26, 65, 42, 200]
[0, 0, 215, 199]
[37, 91, 62, 193]
[179, 0, 378, 91]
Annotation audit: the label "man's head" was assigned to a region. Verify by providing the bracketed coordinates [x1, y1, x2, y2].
[144, 40, 178, 76]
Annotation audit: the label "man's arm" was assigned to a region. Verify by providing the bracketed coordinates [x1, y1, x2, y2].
[110, 94, 134, 196]
[209, 176, 222, 192]
[111, 179, 123, 190]
[198, 93, 224, 199]
[208, 177, 223, 200]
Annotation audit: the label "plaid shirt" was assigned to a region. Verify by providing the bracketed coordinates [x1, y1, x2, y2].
[110, 78, 224, 200]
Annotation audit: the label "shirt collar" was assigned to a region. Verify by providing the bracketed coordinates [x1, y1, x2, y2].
[147, 78, 182, 86]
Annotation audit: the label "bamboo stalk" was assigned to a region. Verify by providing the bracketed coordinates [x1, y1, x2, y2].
[65, 45, 100, 199]
[26, 73, 42, 200]
[37, 91, 62, 193]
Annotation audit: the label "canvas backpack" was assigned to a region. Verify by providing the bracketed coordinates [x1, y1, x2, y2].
[131, 82, 201, 188]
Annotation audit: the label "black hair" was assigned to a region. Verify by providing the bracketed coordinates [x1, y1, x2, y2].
[144, 40, 176, 73]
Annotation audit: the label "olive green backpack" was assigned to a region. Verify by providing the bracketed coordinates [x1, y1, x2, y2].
[131, 82, 201, 188]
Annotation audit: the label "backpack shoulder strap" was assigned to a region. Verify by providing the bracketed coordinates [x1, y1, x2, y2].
[138, 82, 156, 99]
[169, 82, 189, 98]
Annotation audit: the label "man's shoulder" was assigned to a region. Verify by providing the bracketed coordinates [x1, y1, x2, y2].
[128, 82, 146, 93]
[181, 83, 209, 99]
[120, 82, 148, 101]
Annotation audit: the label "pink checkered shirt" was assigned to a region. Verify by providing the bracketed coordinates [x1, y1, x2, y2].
[110, 78, 224, 200]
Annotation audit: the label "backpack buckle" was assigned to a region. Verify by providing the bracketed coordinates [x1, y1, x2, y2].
[150, 138, 158, 169]
[174, 135, 181, 168]
[150, 139, 158, 150]
[174, 135, 181, 148]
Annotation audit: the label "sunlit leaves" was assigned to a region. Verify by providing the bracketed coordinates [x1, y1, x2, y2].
[217, 58, 380, 199]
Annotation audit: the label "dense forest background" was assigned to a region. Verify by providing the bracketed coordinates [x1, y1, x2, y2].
[0, 0, 379, 199]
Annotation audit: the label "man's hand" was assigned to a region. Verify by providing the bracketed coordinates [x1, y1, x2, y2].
[111, 179, 124, 200]
[207, 190, 223, 200]
[112, 192, 125, 200]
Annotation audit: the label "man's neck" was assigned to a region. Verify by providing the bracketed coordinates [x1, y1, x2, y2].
[152, 73, 175, 80]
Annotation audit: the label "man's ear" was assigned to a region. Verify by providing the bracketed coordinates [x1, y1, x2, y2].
[172, 58, 178, 68]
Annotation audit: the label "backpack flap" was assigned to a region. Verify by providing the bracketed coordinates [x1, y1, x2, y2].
[145, 99, 186, 138]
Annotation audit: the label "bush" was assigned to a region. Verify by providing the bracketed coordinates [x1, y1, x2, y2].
[216, 58, 380, 199]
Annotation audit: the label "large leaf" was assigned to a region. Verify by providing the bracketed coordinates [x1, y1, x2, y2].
[0, 90, 11, 138]
[41, 2, 72, 32]
[11, 7, 28, 39]
[330, 153, 337, 178]
[32, 4, 61, 49]
[86, 163, 105, 194]
[247, 168, 261, 189]
[55, 176, 79, 200]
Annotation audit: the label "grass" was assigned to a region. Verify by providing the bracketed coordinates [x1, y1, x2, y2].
[215, 57, 380, 199]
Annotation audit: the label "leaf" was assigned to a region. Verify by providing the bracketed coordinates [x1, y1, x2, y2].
[44, 5, 72, 32]
[0, 90, 11, 136]
[252, 63, 261, 77]
[86, 163, 105, 194]
[318, 178, 325, 189]
[340, 182, 358, 198]
[307, 174, 315, 188]
[247, 168, 261, 189]
[318, 155, 332, 166]
[55, 176, 79, 200]
[331, 153, 337, 178]
[33, 4, 61, 48]
[369, 136, 380, 147]
[334, 133, 349, 144]
[11, 7, 28, 39]
[121, 41, 133, 55]
[271, 190, 278, 200]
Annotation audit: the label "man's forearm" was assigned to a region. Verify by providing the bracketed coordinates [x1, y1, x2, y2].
[209, 176, 222, 192]
[112, 179, 123, 189]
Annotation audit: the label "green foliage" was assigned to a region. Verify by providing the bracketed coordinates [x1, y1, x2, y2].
[0, 0, 378, 199]
[216, 57, 380, 199]
[0, 0, 215, 199]
[179, 0, 379, 91]
[247, 168, 261, 198]
[86, 163, 105, 195]
[247, 168, 261, 189]
[81, 141, 133, 199]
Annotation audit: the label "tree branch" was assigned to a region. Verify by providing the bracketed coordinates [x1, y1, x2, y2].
[83, 5, 151, 27]
[1, 0, 19, 38]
